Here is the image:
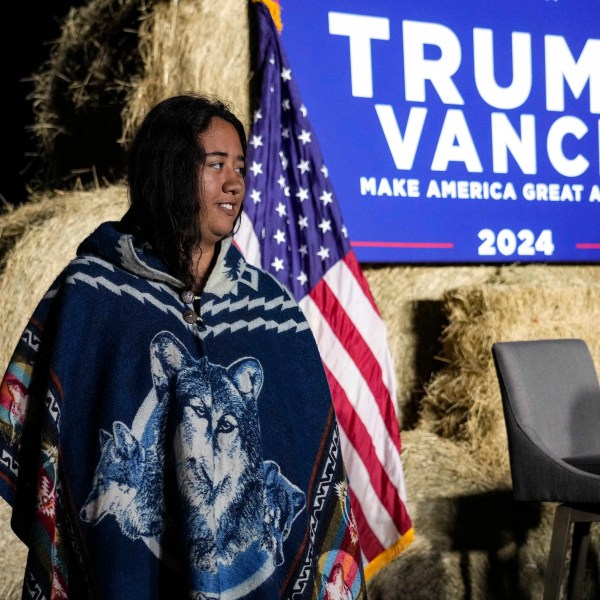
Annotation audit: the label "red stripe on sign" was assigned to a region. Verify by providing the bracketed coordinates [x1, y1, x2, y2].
[576, 243, 600, 249]
[351, 241, 454, 249]
[311, 279, 401, 450]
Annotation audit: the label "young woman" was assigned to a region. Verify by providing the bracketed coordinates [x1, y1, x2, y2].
[0, 95, 365, 599]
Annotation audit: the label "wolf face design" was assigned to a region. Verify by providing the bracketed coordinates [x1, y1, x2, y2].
[263, 460, 305, 566]
[81, 331, 305, 597]
[80, 421, 164, 539]
[151, 332, 266, 572]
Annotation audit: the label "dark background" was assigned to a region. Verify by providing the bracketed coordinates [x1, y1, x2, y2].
[1, 1, 86, 206]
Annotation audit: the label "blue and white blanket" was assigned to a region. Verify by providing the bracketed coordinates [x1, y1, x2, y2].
[0, 221, 365, 599]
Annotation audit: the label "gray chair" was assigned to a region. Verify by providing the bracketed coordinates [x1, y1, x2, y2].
[492, 339, 600, 600]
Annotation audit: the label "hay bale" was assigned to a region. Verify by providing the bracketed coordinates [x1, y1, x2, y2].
[0, 200, 62, 271]
[421, 264, 600, 471]
[363, 265, 497, 427]
[123, 0, 251, 143]
[0, 186, 128, 372]
[0, 500, 26, 600]
[30, 0, 250, 190]
[29, 0, 145, 189]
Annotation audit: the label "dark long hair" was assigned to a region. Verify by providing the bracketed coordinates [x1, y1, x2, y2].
[123, 94, 247, 288]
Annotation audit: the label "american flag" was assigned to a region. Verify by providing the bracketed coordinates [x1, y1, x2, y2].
[235, 0, 413, 577]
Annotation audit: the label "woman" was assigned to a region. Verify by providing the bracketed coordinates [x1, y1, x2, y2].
[0, 95, 365, 599]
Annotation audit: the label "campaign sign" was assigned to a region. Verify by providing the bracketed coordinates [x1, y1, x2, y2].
[280, 0, 600, 263]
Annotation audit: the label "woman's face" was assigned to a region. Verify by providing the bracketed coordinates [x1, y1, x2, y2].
[197, 117, 246, 249]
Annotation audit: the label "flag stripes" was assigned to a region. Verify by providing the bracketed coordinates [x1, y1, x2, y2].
[323, 365, 407, 546]
[235, 1, 413, 574]
[235, 219, 409, 541]
[324, 256, 399, 407]
[299, 295, 408, 555]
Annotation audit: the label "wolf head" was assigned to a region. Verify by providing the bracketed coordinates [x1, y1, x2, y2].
[81, 330, 305, 589]
[150, 331, 266, 568]
[80, 421, 153, 537]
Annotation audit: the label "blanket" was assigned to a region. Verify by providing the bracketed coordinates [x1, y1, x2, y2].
[0, 221, 365, 599]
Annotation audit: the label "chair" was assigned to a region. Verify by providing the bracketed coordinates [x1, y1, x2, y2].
[492, 339, 600, 600]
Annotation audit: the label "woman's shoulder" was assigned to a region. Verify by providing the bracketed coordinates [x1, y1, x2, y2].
[224, 244, 291, 297]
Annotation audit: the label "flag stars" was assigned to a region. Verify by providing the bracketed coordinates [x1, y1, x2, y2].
[282, 98, 291, 111]
[321, 164, 329, 178]
[269, 55, 275, 65]
[275, 202, 287, 217]
[277, 175, 286, 189]
[281, 67, 292, 81]
[271, 257, 285, 272]
[299, 244, 308, 256]
[253, 109, 263, 123]
[296, 272, 308, 286]
[250, 189, 261, 204]
[318, 219, 332, 234]
[273, 229, 286, 244]
[296, 187, 309, 202]
[281, 127, 290, 139]
[284, 186, 291, 197]
[297, 160, 310, 174]
[342, 225, 349, 238]
[298, 215, 309, 230]
[317, 246, 330, 261]
[300, 104, 308, 117]
[297, 130, 312, 145]
[249, 161, 263, 176]
[319, 191, 333, 206]
[250, 135, 263, 149]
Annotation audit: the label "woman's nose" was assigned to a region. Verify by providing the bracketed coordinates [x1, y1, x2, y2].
[223, 167, 244, 195]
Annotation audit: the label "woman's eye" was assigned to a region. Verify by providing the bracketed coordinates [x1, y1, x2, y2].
[236, 166, 246, 175]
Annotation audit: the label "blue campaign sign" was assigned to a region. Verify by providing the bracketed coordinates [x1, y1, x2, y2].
[280, 0, 600, 263]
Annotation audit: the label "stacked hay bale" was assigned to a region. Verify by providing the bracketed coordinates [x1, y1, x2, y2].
[29, 0, 250, 192]
[0, 188, 129, 371]
[363, 265, 497, 427]
[422, 265, 600, 473]
[1, 0, 251, 361]
[367, 264, 600, 599]
[2, 0, 600, 598]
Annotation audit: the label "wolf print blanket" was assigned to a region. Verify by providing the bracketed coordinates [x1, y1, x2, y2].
[0, 221, 366, 599]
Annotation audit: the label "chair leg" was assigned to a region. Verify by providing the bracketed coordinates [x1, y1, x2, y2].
[544, 505, 573, 600]
[567, 521, 591, 600]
